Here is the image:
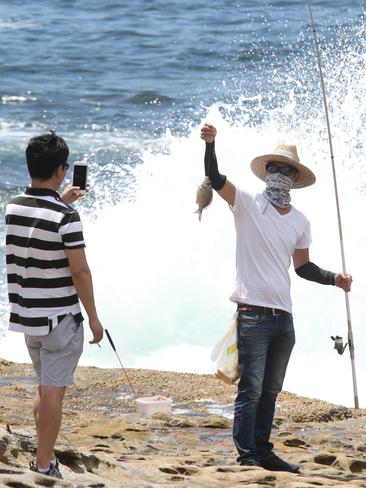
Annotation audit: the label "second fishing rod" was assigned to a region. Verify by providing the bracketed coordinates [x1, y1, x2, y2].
[305, 0, 359, 409]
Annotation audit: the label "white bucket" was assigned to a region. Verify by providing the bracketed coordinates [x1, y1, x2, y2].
[135, 395, 173, 415]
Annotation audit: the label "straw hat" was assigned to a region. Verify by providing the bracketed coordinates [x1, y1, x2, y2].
[250, 144, 316, 189]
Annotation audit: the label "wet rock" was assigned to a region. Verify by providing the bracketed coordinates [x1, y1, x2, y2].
[2, 361, 366, 487]
[201, 457, 217, 467]
[330, 454, 366, 472]
[170, 475, 185, 481]
[159, 466, 179, 474]
[314, 453, 337, 466]
[0, 437, 10, 461]
[198, 417, 231, 429]
[283, 437, 309, 448]
[2, 479, 35, 488]
[0, 463, 24, 476]
[18, 437, 36, 454]
[110, 433, 125, 440]
[0, 359, 12, 367]
[0, 431, 23, 465]
[152, 413, 195, 428]
[272, 417, 285, 428]
[55, 448, 100, 473]
[278, 431, 293, 437]
[348, 459, 366, 473]
[291, 405, 354, 423]
[124, 425, 148, 432]
[159, 465, 199, 476]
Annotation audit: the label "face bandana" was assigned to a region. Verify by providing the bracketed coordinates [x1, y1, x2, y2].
[262, 172, 293, 209]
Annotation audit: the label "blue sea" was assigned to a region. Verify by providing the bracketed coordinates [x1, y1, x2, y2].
[1, 0, 366, 407]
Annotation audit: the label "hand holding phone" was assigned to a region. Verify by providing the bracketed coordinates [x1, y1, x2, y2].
[72, 162, 88, 194]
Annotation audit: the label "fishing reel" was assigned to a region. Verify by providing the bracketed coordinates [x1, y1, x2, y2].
[331, 335, 348, 355]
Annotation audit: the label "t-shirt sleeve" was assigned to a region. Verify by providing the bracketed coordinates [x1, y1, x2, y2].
[296, 219, 312, 249]
[230, 188, 255, 215]
[59, 210, 85, 249]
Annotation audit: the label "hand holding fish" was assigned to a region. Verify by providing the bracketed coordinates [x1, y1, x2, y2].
[200, 123, 217, 143]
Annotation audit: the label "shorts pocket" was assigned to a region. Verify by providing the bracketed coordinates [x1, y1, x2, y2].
[42, 314, 76, 351]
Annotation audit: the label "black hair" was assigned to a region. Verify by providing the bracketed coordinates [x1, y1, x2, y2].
[25, 131, 69, 181]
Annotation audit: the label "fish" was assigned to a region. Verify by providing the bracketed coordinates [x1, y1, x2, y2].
[195, 176, 213, 221]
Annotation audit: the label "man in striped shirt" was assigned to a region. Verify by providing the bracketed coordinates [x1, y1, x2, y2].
[5, 131, 104, 479]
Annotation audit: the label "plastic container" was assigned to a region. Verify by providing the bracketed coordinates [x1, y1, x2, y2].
[135, 395, 173, 415]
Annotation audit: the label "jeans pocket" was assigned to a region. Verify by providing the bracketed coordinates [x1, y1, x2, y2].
[237, 313, 265, 347]
[238, 313, 264, 326]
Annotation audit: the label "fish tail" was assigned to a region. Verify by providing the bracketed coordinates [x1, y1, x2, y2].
[194, 209, 202, 221]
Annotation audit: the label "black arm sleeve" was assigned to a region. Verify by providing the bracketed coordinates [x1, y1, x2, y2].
[204, 141, 227, 191]
[295, 261, 336, 285]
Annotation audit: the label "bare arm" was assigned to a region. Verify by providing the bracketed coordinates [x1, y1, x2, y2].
[292, 248, 310, 269]
[217, 180, 236, 207]
[293, 248, 352, 292]
[200, 123, 236, 206]
[65, 247, 104, 344]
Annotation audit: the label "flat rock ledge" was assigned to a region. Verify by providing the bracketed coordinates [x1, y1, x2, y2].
[1, 359, 366, 487]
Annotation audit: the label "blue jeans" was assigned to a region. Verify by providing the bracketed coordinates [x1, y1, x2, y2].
[233, 309, 295, 463]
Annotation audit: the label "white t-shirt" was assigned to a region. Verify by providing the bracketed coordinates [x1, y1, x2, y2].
[230, 189, 311, 314]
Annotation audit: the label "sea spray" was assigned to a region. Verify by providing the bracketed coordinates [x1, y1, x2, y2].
[0, 3, 365, 408]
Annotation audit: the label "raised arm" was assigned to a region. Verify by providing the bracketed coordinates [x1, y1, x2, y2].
[200, 123, 236, 206]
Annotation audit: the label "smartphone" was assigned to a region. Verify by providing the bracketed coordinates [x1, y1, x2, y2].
[72, 161, 88, 193]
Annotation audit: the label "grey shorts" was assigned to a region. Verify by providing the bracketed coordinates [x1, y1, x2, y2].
[25, 313, 84, 387]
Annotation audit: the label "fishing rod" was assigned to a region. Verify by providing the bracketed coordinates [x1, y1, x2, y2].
[305, 0, 359, 409]
[105, 329, 137, 398]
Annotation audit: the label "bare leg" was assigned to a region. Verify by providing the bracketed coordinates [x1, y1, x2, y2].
[35, 386, 66, 469]
[32, 386, 41, 436]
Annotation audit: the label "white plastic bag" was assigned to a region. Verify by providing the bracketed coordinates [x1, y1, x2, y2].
[211, 318, 239, 384]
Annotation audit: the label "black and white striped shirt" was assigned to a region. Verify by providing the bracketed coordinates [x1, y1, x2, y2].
[5, 187, 85, 336]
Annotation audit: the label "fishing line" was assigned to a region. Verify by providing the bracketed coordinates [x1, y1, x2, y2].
[305, 0, 359, 408]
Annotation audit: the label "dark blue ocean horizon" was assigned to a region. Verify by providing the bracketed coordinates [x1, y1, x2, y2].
[1, 1, 364, 136]
[0, 1, 363, 198]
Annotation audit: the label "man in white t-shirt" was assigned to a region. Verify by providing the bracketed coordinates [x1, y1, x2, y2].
[200, 123, 352, 473]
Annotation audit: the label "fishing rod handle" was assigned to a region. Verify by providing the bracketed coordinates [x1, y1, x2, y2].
[105, 329, 116, 352]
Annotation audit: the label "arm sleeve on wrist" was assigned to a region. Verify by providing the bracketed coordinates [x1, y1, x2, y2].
[204, 141, 227, 191]
[295, 261, 335, 285]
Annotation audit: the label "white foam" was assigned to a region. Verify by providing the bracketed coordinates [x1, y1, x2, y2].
[132, 344, 214, 374]
[0, 332, 31, 364]
[1, 95, 37, 104]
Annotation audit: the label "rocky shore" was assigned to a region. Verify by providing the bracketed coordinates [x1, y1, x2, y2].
[1, 358, 366, 487]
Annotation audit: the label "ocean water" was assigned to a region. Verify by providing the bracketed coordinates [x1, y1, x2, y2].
[0, 0, 365, 407]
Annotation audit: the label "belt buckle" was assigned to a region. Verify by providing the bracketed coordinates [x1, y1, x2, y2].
[271, 308, 281, 317]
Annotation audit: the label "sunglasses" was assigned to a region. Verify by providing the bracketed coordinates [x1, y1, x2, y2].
[62, 162, 70, 171]
[266, 163, 297, 176]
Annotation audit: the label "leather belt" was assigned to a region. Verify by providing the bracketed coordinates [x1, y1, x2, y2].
[237, 304, 284, 317]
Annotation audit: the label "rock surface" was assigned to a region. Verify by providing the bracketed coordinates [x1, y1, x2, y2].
[1, 358, 366, 487]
